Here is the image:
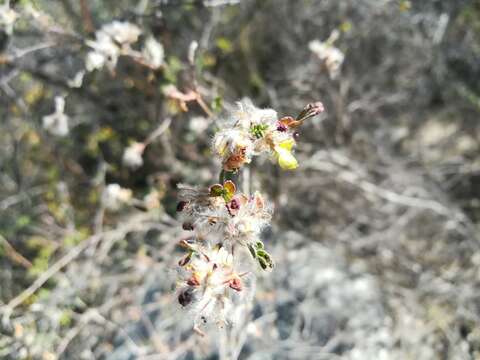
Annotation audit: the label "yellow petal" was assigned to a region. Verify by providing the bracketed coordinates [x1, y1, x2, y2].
[223, 180, 236, 197]
[279, 138, 295, 151]
[276, 147, 298, 170]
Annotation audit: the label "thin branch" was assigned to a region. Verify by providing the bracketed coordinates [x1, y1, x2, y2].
[0, 235, 32, 269]
[0, 213, 153, 321]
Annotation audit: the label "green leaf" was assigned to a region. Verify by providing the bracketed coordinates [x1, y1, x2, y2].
[250, 124, 269, 139]
[211, 96, 223, 113]
[258, 256, 268, 270]
[256, 249, 268, 258]
[255, 241, 264, 250]
[216, 37, 234, 54]
[209, 184, 224, 197]
[163, 56, 183, 83]
[16, 215, 31, 229]
[248, 244, 256, 259]
[256, 249, 274, 271]
[59, 310, 72, 327]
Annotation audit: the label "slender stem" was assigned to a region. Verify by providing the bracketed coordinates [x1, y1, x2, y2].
[219, 169, 240, 185]
[242, 166, 250, 195]
[196, 96, 214, 118]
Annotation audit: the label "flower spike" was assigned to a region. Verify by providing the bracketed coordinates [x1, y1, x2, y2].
[176, 99, 323, 330]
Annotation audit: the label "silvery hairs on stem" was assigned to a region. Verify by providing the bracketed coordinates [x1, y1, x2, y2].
[175, 99, 324, 333]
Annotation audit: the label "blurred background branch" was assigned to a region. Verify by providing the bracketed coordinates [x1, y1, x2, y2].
[1, 0, 480, 359]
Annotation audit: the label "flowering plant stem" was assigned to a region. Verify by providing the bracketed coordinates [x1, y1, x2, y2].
[175, 99, 324, 335]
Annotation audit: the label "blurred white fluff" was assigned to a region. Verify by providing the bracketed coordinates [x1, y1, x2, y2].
[189, 116, 209, 134]
[204, 0, 241, 6]
[42, 96, 69, 137]
[67, 71, 85, 88]
[122, 142, 145, 169]
[309, 38, 345, 79]
[142, 36, 164, 69]
[188, 40, 198, 65]
[101, 21, 141, 46]
[102, 184, 132, 210]
[0, 1, 17, 35]
[86, 33, 120, 72]
[86, 21, 141, 72]
[143, 190, 160, 210]
[230, 98, 278, 129]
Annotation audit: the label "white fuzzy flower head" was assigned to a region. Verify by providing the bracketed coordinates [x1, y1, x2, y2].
[211, 99, 279, 171]
[142, 36, 164, 69]
[177, 244, 250, 327]
[86, 31, 121, 72]
[102, 184, 132, 210]
[213, 128, 254, 171]
[213, 99, 305, 171]
[101, 21, 141, 46]
[85, 50, 106, 72]
[85, 21, 141, 72]
[224, 192, 272, 245]
[122, 142, 145, 169]
[309, 39, 344, 79]
[177, 181, 274, 271]
[231, 99, 278, 129]
[42, 96, 69, 137]
[176, 183, 227, 238]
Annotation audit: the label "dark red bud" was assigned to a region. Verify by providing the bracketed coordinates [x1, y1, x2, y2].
[229, 277, 243, 292]
[296, 101, 325, 121]
[276, 122, 288, 132]
[176, 201, 188, 212]
[182, 222, 194, 231]
[178, 288, 194, 307]
[229, 199, 240, 210]
[186, 275, 200, 286]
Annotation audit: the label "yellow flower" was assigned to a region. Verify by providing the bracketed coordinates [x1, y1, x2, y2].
[275, 139, 298, 170]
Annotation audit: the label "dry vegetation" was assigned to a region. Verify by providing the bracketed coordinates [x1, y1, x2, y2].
[1, 0, 480, 359]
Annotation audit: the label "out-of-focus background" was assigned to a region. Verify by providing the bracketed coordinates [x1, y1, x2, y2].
[1, 0, 480, 359]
